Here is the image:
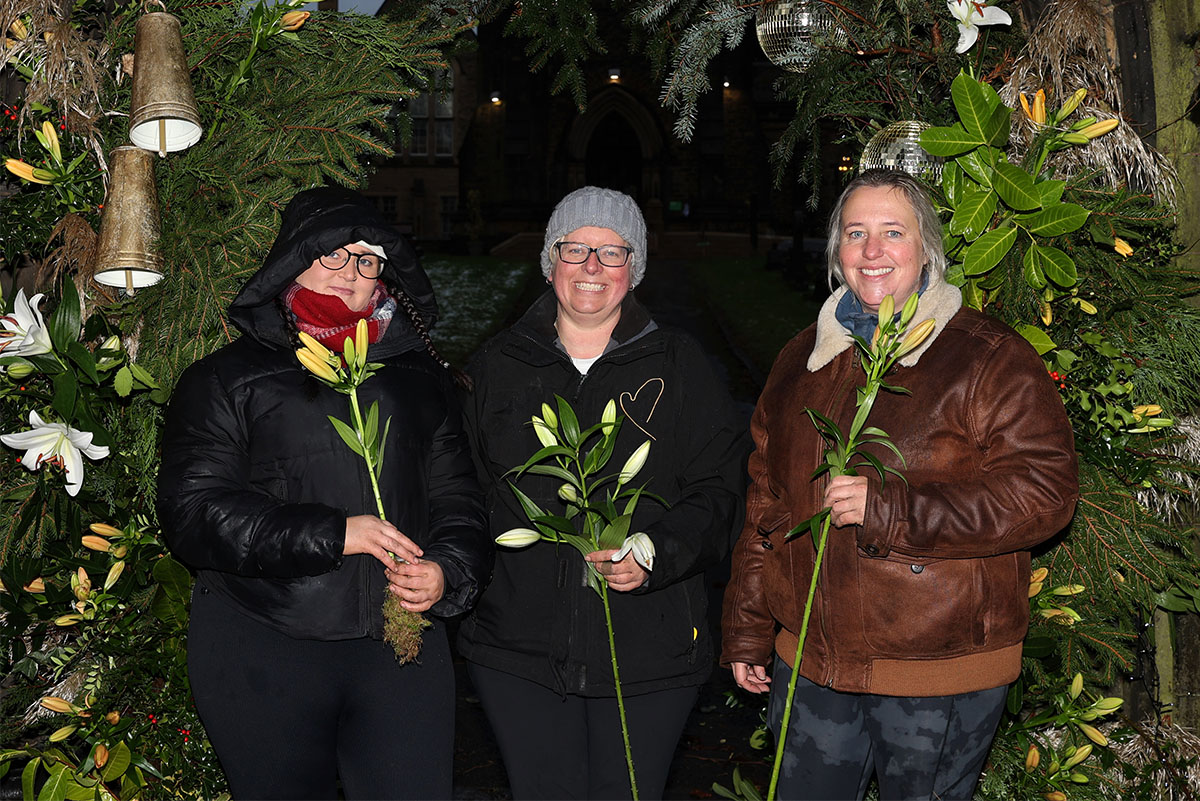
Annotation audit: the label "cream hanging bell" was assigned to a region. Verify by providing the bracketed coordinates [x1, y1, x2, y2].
[128, 11, 202, 156]
[92, 147, 164, 292]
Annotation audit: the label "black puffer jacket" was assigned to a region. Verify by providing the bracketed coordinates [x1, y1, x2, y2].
[457, 291, 748, 696]
[157, 188, 491, 641]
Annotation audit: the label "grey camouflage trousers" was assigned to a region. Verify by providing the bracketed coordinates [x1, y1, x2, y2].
[767, 657, 1007, 801]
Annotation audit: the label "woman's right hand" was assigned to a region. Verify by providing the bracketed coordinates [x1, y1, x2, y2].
[732, 662, 771, 694]
[343, 515, 423, 569]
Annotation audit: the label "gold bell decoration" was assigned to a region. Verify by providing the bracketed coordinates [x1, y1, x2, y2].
[128, 9, 202, 156]
[92, 147, 164, 292]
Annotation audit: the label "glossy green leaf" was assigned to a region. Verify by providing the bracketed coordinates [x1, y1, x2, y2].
[1034, 244, 1078, 287]
[114, 365, 133, 398]
[376, 417, 391, 474]
[949, 187, 997, 239]
[962, 226, 1017, 276]
[65, 342, 99, 385]
[328, 416, 364, 457]
[22, 757, 39, 801]
[982, 101, 1011, 147]
[1017, 324, 1057, 355]
[1026, 203, 1090, 236]
[942, 161, 963, 205]
[363, 401, 380, 453]
[508, 482, 548, 521]
[950, 71, 993, 138]
[1023, 244, 1047, 291]
[956, 148, 996, 186]
[555, 395, 580, 448]
[101, 741, 132, 782]
[993, 162, 1041, 211]
[37, 760, 69, 801]
[918, 123, 981, 157]
[47, 278, 81, 355]
[527, 463, 582, 485]
[1037, 179, 1066, 206]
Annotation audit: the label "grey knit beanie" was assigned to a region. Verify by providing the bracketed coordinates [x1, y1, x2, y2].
[541, 187, 648, 288]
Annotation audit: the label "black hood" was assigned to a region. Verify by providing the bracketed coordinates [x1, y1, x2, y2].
[228, 187, 438, 351]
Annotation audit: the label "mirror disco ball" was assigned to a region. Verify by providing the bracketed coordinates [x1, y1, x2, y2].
[859, 121, 944, 182]
[755, 0, 842, 73]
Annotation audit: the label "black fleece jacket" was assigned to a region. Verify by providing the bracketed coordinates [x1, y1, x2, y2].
[157, 187, 491, 640]
[457, 291, 748, 696]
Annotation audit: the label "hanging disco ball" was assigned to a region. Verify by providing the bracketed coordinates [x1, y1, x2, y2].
[755, 0, 843, 73]
[859, 121, 944, 183]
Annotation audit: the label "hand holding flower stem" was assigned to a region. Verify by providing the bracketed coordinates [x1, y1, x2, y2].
[766, 293, 934, 801]
[495, 396, 660, 799]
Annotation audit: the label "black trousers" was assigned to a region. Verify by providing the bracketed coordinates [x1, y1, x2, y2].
[468, 662, 699, 800]
[188, 585, 454, 800]
[768, 658, 1007, 801]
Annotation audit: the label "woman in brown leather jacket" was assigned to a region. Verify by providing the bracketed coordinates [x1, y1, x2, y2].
[720, 170, 1078, 801]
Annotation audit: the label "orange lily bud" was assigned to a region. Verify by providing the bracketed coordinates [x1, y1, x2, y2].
[1078, 722, 1108, 746]
[1031, 567, 1049, 583]
[105, 710, 120, 724]
[5, 158, 53, 184]
[24, 577, 45, 593]
[1032, 89, 1046, 124]
[94, 743, 110, 768]
[895, 319, 936, 358]
[82, 535, 113, 552]
[89, 522, 123, 538]
[40, 696, 75, 714]
[1113, 237, 1133, 258]
[1024, 743, 1040, 771]
[280, 10, 310, 31]
[1079, 118, 1119, 140]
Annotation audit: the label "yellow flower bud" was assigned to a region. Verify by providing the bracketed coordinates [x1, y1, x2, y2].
[1113, 237, 1133, 258]
[104, 560, 125, 591]
[1075, 298, 1097, 314]
[6, 361, 34, 379]
[1064, 742, 1092, 768]
[297, 347, 339, 383]
[1024, 743, 1040, 771]
[542, 402, 559, 430]
[876, 295, 895, 328]
[1031, 567, 1049, 583]
[1032, 89, 1046, 124]
[9, 19, 28, 39]
[40, 120, 61, 164]
[112, 545, 128, 558]
[1078, 722, 1108, 745]
[89, 523, 123, 538]
[354, 318, 369, 369]
[49, 724, 77, 742]
[1052, 584, 1086, 596]
[81, 535, 113, 552]
[105, 710, 120, 724]
[94, 743, 110, 768]
[895, 319, 937, 358]
[1058, 87, 1087, 120]
[1069, 672, 1083, 699]
[296, 331, 334, 362]
[40, 696, 75, 714]
[1027, 581, 1043, 598]
[55, 613, 83, 626]
[1039, 300, 1052, 326]
[5, 158, 53, 184]
[280, 10, 311, 31]
[1132, 404, 1162, 417]
[23, 577, 45, 593]
[1079, 118, 1119, 140]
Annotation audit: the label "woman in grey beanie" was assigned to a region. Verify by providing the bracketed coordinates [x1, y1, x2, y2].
[458, 186, 748, 799]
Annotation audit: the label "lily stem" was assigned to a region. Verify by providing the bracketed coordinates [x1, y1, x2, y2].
[600, 580, 639, 800]
[348, 386, 386, 521]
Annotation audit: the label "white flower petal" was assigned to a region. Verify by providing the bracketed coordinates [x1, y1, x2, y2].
[59, 441, 84, 496]
[976, 6, 1012, 25]
[614, 532, 656, 571]
[955, 23, 979, 53]
[1, 411, 108, 496]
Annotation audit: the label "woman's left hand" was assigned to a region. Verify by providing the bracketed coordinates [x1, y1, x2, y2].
[387, 558, 445, 612]
[585, 550, 649, 592]
[824, 474, 868, 528]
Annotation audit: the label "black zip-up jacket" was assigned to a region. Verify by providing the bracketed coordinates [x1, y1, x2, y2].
[457, 290, 748, 696]
[157, 188, 490, 640]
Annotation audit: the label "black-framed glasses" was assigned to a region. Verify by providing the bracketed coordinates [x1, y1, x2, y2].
[555, 241, 632, 268]
[318, 248, 386, 279]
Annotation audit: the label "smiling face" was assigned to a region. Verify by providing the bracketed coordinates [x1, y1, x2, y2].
[294, 243, 379, 312]
[550, 226, 631, 329]
[837, 185, 925, 314]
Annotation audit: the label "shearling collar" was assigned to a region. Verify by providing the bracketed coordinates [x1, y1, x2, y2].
[807, 274, 963, 372]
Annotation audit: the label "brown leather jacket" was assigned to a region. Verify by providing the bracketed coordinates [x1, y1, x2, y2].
[721, 279, 1079, 696]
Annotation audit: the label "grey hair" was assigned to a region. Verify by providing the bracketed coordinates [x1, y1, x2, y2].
[825, 169, 946, 289]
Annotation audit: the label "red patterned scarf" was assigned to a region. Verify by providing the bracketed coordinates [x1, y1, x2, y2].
[283, 282, 395, 352]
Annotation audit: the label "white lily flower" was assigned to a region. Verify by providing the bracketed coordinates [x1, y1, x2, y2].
[613, 532, 655, 572]
[1, 411, 110, 496]
[0, 289, 53, 357]
[496, 527, 542, 548]
[946, 0, 1012, 53]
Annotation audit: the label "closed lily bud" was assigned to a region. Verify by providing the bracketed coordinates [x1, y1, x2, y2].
[1039, 300, 1052, 326]
[104, 560, 125, 591]
[1044, 792, 1067, 801]
[600, 399, 616, 430]
[280, 10, 311, 31]
[6, 361, 33, 379]
[89, 522, 123, 538]
[1080, 118, 1119, 139]
[1061, 131, 1090, 145]
[1091, 696, 1124, 713]
[104, 710, 120, 724]
[1132, 404, 1162, 417]
[1077, 722, 1108, 745]
[81, 535, 113, 552]
[111, 544, 128, 558]
[1064, 742, 1092, 768]
[541, 402, 558, 430]
[40, 696, 75, 714]
[354, 318, 369, 372]
[23, 577, 45, 593]
[1032, 89, 1046, 124]
[618, 440, 651, 485]
[49, 724, 77, 742]
[495, 528, 541, 547]
[9, 19, 28, 39]
[876, 295, 895, 328]
[1069, 672, 1083, 699]
[94, 743, 110, 768]
[297, 347, 339, 383]
[55, 613, 83, 626]
[1031, 567, 1049, 583]
[1024, 743, 1040, 771]
[73, 567, 91, 601]
[5, 158, 53, 184]
[895, 319, 936, 358]
[40, 120, 61, 164]
[1027, 581, 1043, 598]
[558, 483, 578, 503]
[296, 331, 334, 362]
[531, 415, 557, 447]
[1075, 298, 1097, 314]
[1052, 584, 1086, 596]
[1058, 87, 1087, 120]
[341, 332, 357, 369]
[1113, 237, 1133, 258]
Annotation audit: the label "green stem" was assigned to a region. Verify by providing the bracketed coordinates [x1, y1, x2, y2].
[767, 512, 832, 801]
[600, 580, 639, 800]
[348, 386, 386, 521]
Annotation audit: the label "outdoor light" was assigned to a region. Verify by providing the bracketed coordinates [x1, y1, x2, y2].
[723, 76, 730, 88]
[608, 67, 621, 82]
[490, 90, 501, 104]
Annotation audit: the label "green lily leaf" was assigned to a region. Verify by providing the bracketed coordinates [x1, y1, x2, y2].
[860, 436, 905, 463]
[962, 225, 1017, 276]
[528, 512, 576, 536]
[364, 400, 380, 453]
[507, 444, 576, 476]
[508, 481, 548, 521]
[328, 415, 365, 457]
[527, 463, 584, 486]
[1026, 203, 1090, 236]
[993, 162, 1041, 211]
[47, 277, 81, 355]
[376, 416, 391, 475]
[598, 514, 631, 550]
[555, 394, 580, 448]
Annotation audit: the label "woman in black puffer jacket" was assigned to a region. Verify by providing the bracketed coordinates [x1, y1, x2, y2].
[157, 187, 490, 800]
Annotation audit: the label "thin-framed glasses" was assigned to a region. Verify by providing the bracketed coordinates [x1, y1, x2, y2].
[318, 248, 386, 279]
[555, 241, 632, 268]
